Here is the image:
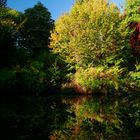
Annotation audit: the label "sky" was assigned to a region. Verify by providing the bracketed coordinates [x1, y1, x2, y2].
[7, 0, 124, 20]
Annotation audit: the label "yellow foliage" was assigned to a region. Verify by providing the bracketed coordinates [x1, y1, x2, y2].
[74, 66, 124, 93]
[50, 0, 121, 65]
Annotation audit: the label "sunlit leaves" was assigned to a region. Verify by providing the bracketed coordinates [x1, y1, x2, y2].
[125, 0, 140, 22]
[74, 66, 124, 94]
[50, 0, 121, 66]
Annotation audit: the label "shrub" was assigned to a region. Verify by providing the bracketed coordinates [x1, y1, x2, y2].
[74, 66, 124, 95]
[127, 63, 140, 90]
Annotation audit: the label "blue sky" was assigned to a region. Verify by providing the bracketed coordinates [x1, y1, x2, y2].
[7, 0, 124, 20]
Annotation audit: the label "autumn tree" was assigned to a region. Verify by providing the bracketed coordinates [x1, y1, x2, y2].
[50, 0, 121, 67]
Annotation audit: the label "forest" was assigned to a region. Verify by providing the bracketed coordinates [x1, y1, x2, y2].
[0, 0, 140, 139]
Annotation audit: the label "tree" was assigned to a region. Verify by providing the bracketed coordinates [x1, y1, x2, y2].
[125, 0, 140, 22]
[0, 7, 22, 67]
[20, 2, 54, 56]
[50, 0, 121, 66]
[123, 0, 140, 56]
[0, 0, 7, 7]
[109, 0, 140, 70]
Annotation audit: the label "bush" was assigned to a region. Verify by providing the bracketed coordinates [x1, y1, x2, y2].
[127, 63, 140, 91]
[0, 64, 47, 95]
[0, 51, 70, 95]
[0, 68, 16, 94]
[74, 66, 124, 95]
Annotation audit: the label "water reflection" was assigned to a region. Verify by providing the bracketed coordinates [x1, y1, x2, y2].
[0, 95, 139, 140]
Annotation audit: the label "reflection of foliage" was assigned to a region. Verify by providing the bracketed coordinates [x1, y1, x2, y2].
[48, 96, 140, 140]
[0, 0, 140, 138]
[118, 92, 140, 138]
[0, 95, 139, 139]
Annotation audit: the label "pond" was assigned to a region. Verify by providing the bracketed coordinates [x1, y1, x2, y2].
[0, 95, 140, 140]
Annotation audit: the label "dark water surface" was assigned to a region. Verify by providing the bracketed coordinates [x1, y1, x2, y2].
[0, 95, 139, 140]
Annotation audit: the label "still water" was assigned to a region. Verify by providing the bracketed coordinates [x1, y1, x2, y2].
[0, 95, 139, 140]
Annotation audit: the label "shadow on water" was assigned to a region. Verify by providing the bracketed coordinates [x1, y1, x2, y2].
[0, 94, 140, 140]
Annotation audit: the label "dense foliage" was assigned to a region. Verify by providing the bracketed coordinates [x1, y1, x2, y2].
[0, 0, 139, 94]
[50, 0, 140, 95]
[20, 2, 54, 56]
[0, 7, 22, 67]
[0, 0, 140, 139]
[50, 0, 121, 66]
[0, 0, 7, 7]
[0, 2, 68, 94]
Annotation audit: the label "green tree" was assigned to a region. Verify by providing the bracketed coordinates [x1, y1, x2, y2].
[120, 0, 140, 46]
[117, 0, 140, 69]
[125, 0, 140, 22]
[0, 7, 22, 67]
[50, 0, 121, 67]
[20, 2, 54, 56]
[0, 0, 7, 7]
